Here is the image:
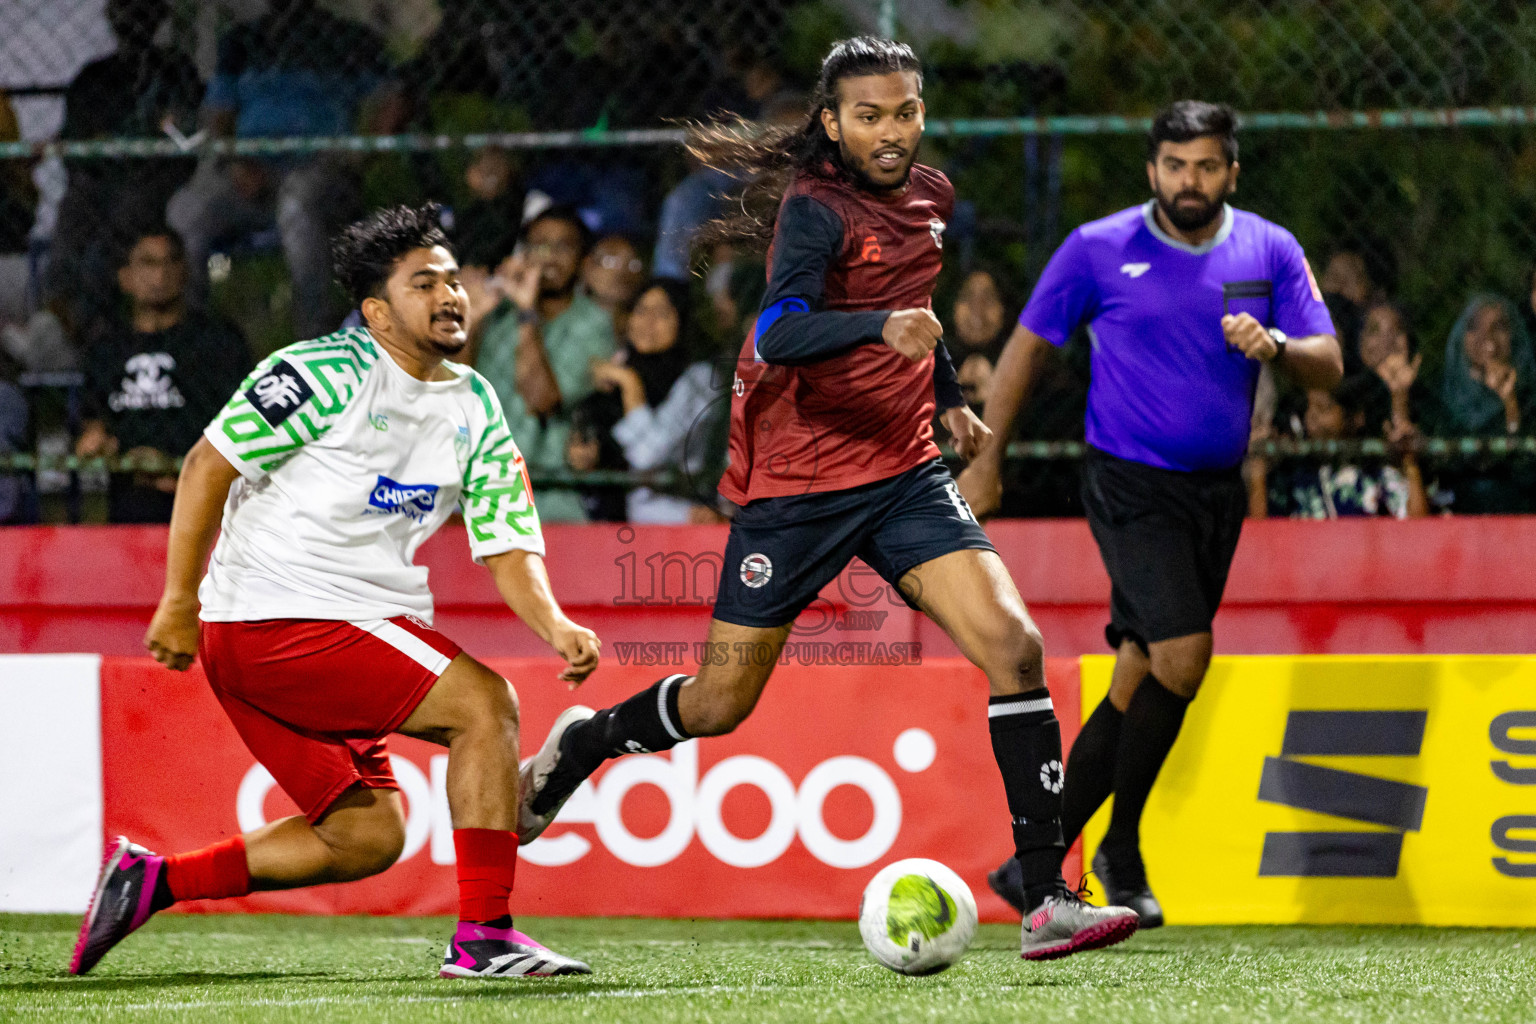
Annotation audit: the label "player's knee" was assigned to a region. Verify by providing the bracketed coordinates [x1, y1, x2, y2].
[335, 829, 404, 881]
[460, 671, 520, 737]
[1148, 647, 1210, 696]
[975, 614, 1045, 687]
[318, 807, 406, 881]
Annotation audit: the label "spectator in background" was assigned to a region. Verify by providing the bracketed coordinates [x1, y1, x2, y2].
[949, 268, 1012, 408]
[1439, 293, 1536, 513]
[43, 0, 202, 333]
[75, 228, 250, 523]
[1319, 249, 1377, 374]
[581, 235, 646, 338]
[451, 147, 525, 272]
[473, 206, 615, 522]
[0, 348, 30, 524]
[1321, 250, 1376, 309]
[707, 251, 767, 344]
[653, 91, 803, 281]
[589, 279, 718, 523]
[1356, 301, 1442, 433]
[1251, 374, 1429, 520]
[168, 0, 402, 339]
[0, 94, 36, 335]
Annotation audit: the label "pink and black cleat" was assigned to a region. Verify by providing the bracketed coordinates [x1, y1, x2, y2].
[440, 921, 592, 978]
[70, 836, 169, 975]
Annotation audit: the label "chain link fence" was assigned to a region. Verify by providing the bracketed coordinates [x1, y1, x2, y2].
[2, 0, 1535, 522]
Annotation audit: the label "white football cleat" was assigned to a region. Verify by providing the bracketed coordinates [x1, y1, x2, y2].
[517, 705, 595, 843]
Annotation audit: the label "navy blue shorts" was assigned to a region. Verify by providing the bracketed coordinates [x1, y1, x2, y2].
[713, 459, 997, 628]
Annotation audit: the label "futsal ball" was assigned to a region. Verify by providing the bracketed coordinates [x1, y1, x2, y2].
[858, 858, 978, 975]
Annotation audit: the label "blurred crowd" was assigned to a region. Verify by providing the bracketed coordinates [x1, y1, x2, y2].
[1, 0, 1533, 525]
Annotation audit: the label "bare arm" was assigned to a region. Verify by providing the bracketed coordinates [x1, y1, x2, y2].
[1245, 455, 1269, 519]
[1277, 334, 1344, 391]
[143, 436, 242, 670]
[1224, 314, 1343, 391]
[954, 324, 1053, 517]
[513, 321, 562, 417]
[499, 254, 563, 416]
[483, 549, 600, 684]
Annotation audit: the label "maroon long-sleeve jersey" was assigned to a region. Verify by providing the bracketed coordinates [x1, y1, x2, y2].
[718, 162, 956, 504]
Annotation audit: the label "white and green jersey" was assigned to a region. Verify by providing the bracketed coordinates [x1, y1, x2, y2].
[198, 327, 542, 624]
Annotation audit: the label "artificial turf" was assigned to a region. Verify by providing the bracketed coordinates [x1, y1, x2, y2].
[2, 914, 1533, 1023]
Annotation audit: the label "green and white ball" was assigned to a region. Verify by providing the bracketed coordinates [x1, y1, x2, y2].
[858, 858, 978, 975]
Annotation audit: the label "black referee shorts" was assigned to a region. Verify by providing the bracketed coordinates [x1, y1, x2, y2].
[1081, 447, 1246, 652]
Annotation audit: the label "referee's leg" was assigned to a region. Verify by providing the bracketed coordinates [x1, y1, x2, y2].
[1096, 630, 1210, 863]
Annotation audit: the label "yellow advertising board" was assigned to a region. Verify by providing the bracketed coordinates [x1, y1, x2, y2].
[1079, 655, 1536, 925]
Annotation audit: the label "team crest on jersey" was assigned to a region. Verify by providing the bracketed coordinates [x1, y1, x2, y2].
[739, 553, 773, 589]
[367, 475, 440, 523]
[860, 235, 883, 263]
[929, 217, 945, 249]
[245, 359, 314, 427]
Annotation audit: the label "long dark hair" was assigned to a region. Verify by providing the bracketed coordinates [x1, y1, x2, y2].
[689, 36, 922, 252]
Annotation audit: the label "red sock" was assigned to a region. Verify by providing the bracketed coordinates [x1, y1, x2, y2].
[166, 836, 252, 903]
[453, 828, 518, 923]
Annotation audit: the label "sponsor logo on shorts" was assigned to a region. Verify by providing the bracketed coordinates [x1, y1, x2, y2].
[245, 359, 314, 427]
[739, 553, 773, 589]
[367, 475, 440, 523]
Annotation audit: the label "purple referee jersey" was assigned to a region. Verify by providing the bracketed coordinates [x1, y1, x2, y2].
[1020, 201, 1336, 472]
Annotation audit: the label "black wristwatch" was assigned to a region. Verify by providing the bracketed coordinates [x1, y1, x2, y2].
[517, 307, 542, 327]
[1266, 327, 1288, 361]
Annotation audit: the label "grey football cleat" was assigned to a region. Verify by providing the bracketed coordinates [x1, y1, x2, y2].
[517, 705, 595, 843]
[1019, 890, 1139, 961]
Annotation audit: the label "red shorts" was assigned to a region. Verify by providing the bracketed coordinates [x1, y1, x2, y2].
[199, 616, 462, 823]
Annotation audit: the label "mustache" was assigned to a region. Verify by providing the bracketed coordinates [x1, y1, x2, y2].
[431, 310, 464, 325]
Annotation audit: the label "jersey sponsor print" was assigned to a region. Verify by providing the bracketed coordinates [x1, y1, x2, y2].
[200, 327, 543, 624]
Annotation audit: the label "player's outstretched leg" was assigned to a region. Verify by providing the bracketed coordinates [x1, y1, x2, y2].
[70, 784, 398, 975]
[71, 833, 248, 975]
[398, 654, 590, 977]
[898, 549, 1138, 960]
[988, 636, 1139, 914]
[519, 620, 790, 842]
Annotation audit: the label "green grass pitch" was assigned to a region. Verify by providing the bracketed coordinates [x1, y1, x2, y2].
[3, 914, 1533, 1023]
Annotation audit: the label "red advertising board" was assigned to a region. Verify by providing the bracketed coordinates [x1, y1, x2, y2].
[100, 656, 1080, 923]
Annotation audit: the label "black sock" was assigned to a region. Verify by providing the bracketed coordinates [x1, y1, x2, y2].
[563, 673, 692, 777]
[1101, 673, 1190, 882]
[1060, 695, 1124, 848]
[988, 692, 1067, 909]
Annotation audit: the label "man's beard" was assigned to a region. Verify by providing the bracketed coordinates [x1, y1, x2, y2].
[538, 276, 575, 300]
[427, 333, 467, 357]
[838, 139, 917, 192]
[1156, 188, 1225, 232]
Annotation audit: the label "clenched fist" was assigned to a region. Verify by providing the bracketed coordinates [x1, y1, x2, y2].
[883, 308, 943, 362]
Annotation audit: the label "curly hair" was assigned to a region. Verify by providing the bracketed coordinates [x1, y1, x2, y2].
[332, 203, 452, 307]
[689, 36, 922, 253]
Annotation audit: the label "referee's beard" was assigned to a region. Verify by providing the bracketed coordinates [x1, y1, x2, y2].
[1153, 183, 1228, 233]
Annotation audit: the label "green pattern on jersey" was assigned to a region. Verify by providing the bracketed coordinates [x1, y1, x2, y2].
[463, 374, 541, 543]
[213, 329, 377, 474]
